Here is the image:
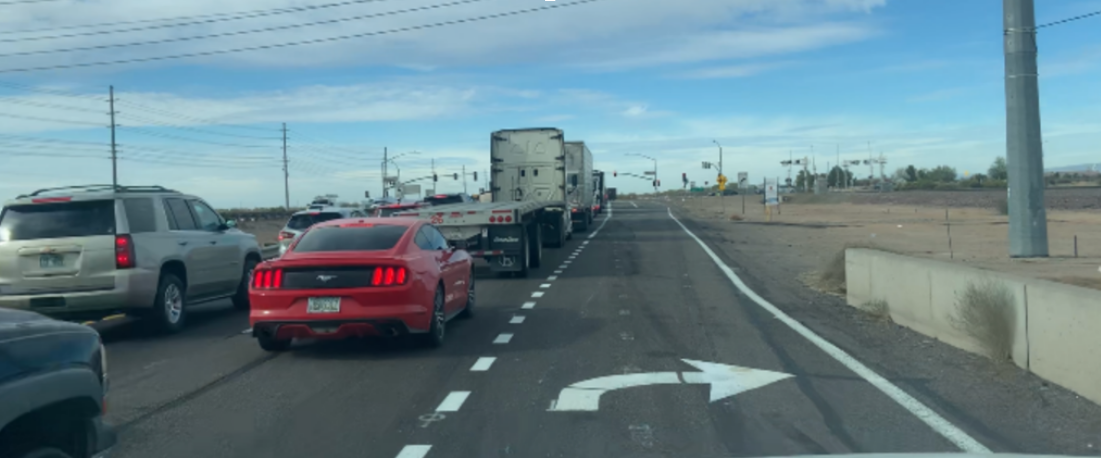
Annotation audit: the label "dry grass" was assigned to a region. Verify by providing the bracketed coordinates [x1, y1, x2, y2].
[817, 241, 899, 294]
[951, 280, 1017, 362]
[728, 214, 744, 221]
[860, 299, 892, 322]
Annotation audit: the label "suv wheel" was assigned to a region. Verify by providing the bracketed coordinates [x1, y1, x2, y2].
[232, 258, 258, 311]
[16, 448, 72, 458]
[150, 273, 187, 333]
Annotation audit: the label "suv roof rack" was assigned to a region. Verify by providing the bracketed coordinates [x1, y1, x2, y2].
[17, 184, 180, 199]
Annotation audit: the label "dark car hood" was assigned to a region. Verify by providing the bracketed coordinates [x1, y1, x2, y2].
[0, 308, 94, 343]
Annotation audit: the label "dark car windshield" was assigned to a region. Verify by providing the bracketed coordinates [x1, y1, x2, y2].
[292, 224, 408, 252]
[423, 195, 465, 206]
[286, 212, 345, 230]
[0, 200, 116, 242]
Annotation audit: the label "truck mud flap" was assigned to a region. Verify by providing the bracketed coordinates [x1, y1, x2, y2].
[485, 225, 525, 273]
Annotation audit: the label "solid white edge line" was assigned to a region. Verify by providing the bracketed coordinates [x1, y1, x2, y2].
[510, 315, 526, 324]
[435, 391, 471, 412]
[587, 205, 613, 239]
[396, 445, 432, 458]
[665, 207, 991, 453]
[493, 333, 514, 344]
[470, 357, 497, 371]
[521, 301, 536, 309]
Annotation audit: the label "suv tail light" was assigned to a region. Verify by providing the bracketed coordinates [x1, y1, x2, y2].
[278, 231, 295, 241]
[252, 268, 284, 289]
[371, 267, 408, 286]
[115, 235, 135, 269]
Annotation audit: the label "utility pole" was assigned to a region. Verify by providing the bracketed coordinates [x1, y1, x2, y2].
[109, 86, 117, 188]
[462, 164, 468, 194]
[1004, 0, 1048, 257]
[382, 147, 388, 198]
[281, 123, 289, 209]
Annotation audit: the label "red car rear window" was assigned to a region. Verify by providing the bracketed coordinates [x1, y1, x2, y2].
[292, 225, 409, 252]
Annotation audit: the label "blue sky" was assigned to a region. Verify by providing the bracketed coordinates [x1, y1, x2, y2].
[1, 0, 1099, 208]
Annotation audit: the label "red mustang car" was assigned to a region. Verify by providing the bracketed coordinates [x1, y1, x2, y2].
[248, 217, 475, 351]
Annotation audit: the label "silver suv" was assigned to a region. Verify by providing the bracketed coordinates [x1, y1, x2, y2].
[277, 205, 367, 256]
[0, 185, 263, 333]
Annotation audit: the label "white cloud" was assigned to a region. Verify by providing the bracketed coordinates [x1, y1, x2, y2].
[0, 0, 885, 74]
[672, 61, 796, 79]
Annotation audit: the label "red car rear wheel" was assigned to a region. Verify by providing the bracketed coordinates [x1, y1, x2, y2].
[420, 286, 446, 347]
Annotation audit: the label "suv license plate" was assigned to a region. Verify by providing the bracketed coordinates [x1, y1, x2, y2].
[307, 297, 341, 313]
[39, 253, 64, 269]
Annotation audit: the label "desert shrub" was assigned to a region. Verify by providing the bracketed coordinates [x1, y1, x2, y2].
[951, 280, 1017, 362]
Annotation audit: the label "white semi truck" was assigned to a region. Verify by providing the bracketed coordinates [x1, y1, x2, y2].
[564, 141, 595, 231]
[394, 128, 573, 277]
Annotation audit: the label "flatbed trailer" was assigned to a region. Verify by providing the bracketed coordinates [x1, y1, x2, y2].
[395, 200, 565, 277]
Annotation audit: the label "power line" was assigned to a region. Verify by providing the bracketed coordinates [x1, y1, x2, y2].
[0, 0, 602, 74]
[1036, 9, 1101, 29]
[0, 141, 109, 153]
[115, 99, 277, 133]
[0, 0, 489, 55]
[0, 112, 104, 126]
[0, 133, 106, 146]
[0, 0, 399, 38]
[0, 0, 62, 5]
[120, 126, 276, 148]
[121, 148, 280, 165]
[0, 97, 105, 114]
[115, 112, 281, 140]
[0, 80, 104, 100]
[120, 144, 278, 160]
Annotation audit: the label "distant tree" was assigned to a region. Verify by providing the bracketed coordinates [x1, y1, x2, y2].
[905, 165, 918, 182]
[925, 165, 958, 182]
[893, 167, 910, 182]
[796, 169, 816, 189]
[828, 166, 852, 187]
[988, 156, 1008, 180]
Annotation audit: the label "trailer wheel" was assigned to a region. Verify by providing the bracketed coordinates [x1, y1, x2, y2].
[516, 235, 531, 278]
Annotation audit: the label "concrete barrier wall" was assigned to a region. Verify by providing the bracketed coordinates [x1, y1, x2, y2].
[845, 248, 1101, 405]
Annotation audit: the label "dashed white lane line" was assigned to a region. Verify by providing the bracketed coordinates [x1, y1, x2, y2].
[396, 445, 432, 458]
[666, 207, 991, 453]
[493, 333, 514, 344]
[531, 291, 545, 298]
[559, 264, 568, 269]
[241, 328, 252, 334]
[521, 301, 536, 309]
[569, 255, 577, 259]
[470, 357, 497, 371]
[510, 315, 526, 324]
[435, 391, 471, 412]
[554, 270, 563, 274]
[564, 260, 572, 264]
[540, 283, 552, 288]
[583, 241, 589, 245]
[630, 201, 639, 208]
[547, 275, 558, 281]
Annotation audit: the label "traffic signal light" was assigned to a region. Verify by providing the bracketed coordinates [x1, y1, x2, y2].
[453, 173, 459, 180]
[652, 180, 656, 187]
[433, 174, 438, 182]
[682, 172, 687, 181]
[613, 171, 617, 177]
[473, 171, 478, 181]
[657, 179, 661, 187]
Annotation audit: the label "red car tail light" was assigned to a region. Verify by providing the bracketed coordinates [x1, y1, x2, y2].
[115, 235, 135, 269]
[278, 231, 295, 241]
[252, 268, 284, 289]
[371, 267, 408, 286]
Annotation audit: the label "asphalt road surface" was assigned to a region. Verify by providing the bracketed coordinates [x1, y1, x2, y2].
[96, 201, 1086, 458]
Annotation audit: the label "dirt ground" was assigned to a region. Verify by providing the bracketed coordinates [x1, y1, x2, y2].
[670, 191, 1101, 291]
[236, 219, 285, 246]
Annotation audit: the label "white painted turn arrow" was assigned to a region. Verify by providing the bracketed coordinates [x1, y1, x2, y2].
[548, 359, 792, 412]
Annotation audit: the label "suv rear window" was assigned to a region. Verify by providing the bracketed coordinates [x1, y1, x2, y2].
[292, 225, 408, 252]
[424, 195, 465, 206]
[0, 200, 116, 242]
[286, 212, 345, 230]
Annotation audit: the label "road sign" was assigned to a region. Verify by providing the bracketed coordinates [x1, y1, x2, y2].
[548, 359, 791, 412]
[737, 172, 748, 188]
[765, 178, 779, 206]
[401, 184, 421, 196]
[690, 187, 705, 193]
[717, 174, 727, 185]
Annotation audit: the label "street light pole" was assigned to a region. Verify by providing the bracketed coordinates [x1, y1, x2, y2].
[713, 140, 725, 215]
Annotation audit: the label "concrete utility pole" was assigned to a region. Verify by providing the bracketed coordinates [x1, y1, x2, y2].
[281, 123, 289, 209]
[109, 86, 117, 188]
[1004, 0, 1048, 257]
